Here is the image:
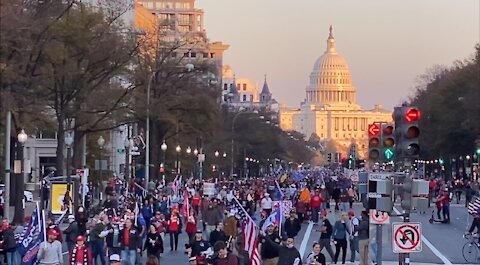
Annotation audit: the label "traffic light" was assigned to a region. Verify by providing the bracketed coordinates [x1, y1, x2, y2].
[368, 123, 381, 163]
[394, 106, 421, 165]
[349, 144, 357, 169]
[381, 124, 395, 162]
[327, 153, 332, 163]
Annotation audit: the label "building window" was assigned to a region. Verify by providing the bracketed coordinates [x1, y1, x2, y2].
[250, 95, 254, 102]
[243, 84, 247, 91]
[190, 52, 196, 58]
[210, 53, 215, 58]
[224, 83, 228, 90]
[243, 95, 247, 101]
[203, 53, 208, 58]
[334, 117, 339, 131]
[354, 118, 358, 130]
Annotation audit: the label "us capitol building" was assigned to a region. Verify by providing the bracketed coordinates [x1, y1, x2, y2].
[279, 26, 392, 157]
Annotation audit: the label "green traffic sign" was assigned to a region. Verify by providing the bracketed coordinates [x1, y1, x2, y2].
[384, 148, 394, 160]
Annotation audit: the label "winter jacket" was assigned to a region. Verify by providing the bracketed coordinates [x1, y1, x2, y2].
[283, 218, 301, 238]
[63, 221, 79, 244]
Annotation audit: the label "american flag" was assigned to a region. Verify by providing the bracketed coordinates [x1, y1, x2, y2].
[467, 197, 480, 216]
[229, 197, 260, 265]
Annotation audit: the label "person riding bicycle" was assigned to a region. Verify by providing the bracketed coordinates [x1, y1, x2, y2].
[466, 213, 480, 244]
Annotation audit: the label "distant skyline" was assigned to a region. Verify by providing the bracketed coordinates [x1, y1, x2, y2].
[197, 0, 479, 110]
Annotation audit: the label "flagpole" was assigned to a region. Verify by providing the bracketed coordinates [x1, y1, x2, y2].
[40, 202, 46, 247]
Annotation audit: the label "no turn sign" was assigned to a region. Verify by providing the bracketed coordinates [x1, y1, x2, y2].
[392, 222, 422, 253]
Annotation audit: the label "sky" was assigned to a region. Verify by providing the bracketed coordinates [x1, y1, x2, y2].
[196, 0, 479, 110]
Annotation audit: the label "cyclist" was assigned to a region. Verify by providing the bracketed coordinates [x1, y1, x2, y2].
[466, 212, 480, 244]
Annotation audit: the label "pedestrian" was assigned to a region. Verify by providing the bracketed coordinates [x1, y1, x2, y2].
[75, 206, 88, 236]
[167, 207, 182, 251]
[357, 211, 370, 265]
[144, 224, 163, 260]
[90, 215, 109, 265]
[64, 214, 79, 252]
[37, 229, 63, 265]
[348, 210, 359, 263]
[120, 218, 141, 265]
[259, 223, 280, 265]
[304, 242, 326, 265]
[203, 201, 222, 240]
[0, 221, 17, 265]
[310, 189, 322, 224]
[209, 222, 228, 247]
[440, 188, 451, 223]
[261, 193, 273, 216]
[106, 217, 123, 255]
[317, 211, 334, 261]
[185, 214, 197, 242]
[332, 213, 350, 264]
[259, 231, 302, 265]
[69, 235, 93, 265]
[283, 210, 301, 239]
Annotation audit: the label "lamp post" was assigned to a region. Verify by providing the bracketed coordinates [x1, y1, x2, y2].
[65, 132, 74, 210]
[175, 145, 181, 175]
[97, 136, 105, 201]
[215, 151, 219, 179]
[13, 129, 27, 224]
[124, 137, 133, 190]
[145, 64, 194, 189]
[161, 140, 167, 172]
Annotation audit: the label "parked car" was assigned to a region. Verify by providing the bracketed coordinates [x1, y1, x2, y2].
[0, 184, 34, 202]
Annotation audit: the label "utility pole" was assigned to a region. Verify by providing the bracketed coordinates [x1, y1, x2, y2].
[4, 111, 11, 221]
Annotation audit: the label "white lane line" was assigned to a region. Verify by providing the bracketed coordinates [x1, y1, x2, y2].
[393, 207, 453, 265]
[299, 221, 314, 258]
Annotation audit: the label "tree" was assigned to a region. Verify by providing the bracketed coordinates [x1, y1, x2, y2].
[1, 0, 139, 175]
[409, 44, 480, 158]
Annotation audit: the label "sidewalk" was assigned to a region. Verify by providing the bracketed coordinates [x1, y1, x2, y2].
[374, 262, 468, 265]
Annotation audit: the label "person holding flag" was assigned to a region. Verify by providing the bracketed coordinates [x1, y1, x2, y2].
[37, 230, 63, 265]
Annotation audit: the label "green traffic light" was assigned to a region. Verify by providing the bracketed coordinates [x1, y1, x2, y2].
[384, 148, 394, 160]
[476, 148, 480, 155]
[439, 158, 444, 165]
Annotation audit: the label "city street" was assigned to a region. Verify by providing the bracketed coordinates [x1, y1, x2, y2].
[154, 202, 473, 265]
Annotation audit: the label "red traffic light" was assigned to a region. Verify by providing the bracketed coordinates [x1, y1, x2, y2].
[383, 125, 394, 135]
[368, 123, 380, 136]
[405, 108, 421, 122]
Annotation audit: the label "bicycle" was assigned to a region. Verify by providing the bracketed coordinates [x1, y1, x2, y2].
[462, 233, 480, 263]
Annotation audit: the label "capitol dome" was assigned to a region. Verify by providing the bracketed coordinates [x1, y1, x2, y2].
[306, 26, 358, 108]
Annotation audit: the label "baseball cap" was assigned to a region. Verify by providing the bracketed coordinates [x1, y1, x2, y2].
[68, 215, 75, 220]
[109, 254, 121, 262]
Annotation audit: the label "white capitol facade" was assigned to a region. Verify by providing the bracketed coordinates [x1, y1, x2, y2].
[279, 26, 392, 157]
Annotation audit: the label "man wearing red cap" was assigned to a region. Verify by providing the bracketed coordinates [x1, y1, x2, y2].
[37, 229, 63, 265]
[69, 235, 92, 265]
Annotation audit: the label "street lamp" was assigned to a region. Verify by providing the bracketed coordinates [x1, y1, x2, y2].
[186, 146, 192, 154]
[215, 151, 219, 157]
[97, 136, 105, 190]
[223, 152, 227, 158]
[193, 148, 199, 156]
[65, 132, 74, 210]
[14, 129, 27, 224]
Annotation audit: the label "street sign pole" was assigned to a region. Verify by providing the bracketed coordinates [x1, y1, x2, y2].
[377, 224, 382, 265]
[404, 214, 410, 265]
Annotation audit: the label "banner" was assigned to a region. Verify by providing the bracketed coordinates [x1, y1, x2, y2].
[273, 200, 293, 217]
[203, 183, 215, 196]
[50, 183, 72, 214]
[17, 207, 44, 265]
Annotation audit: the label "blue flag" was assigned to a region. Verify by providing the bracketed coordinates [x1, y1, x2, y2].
[17, 208, 44, 265]
[261, 208, 282, 233]
[293, 171, 306, 181]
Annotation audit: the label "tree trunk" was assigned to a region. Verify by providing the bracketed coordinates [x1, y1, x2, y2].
[56, 117, 65, 176]
[72, 130, 85, 170]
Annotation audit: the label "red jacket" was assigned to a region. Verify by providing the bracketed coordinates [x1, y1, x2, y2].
[185, 216, 197, 234]
[168, 214, 182, 233]
[310, 194, 323, 208]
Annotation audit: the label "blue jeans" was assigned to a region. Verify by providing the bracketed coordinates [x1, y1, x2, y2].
[91, 240, 106, 265]
[312, 207, 320, 223]
[121, 249, 137, 265]
[340, 202, 349, 213]
[350, 236, 359, 262]
[6, 251, 14, 265]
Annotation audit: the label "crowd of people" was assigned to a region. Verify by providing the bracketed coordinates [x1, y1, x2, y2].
[0, 167, 478, 265]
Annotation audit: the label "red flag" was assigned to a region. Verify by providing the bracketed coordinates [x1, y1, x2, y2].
[182, 190, 190, 217]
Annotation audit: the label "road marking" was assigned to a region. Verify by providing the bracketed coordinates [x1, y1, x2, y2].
[299, 221, 314, 258]
[393, 207, 453, 265]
